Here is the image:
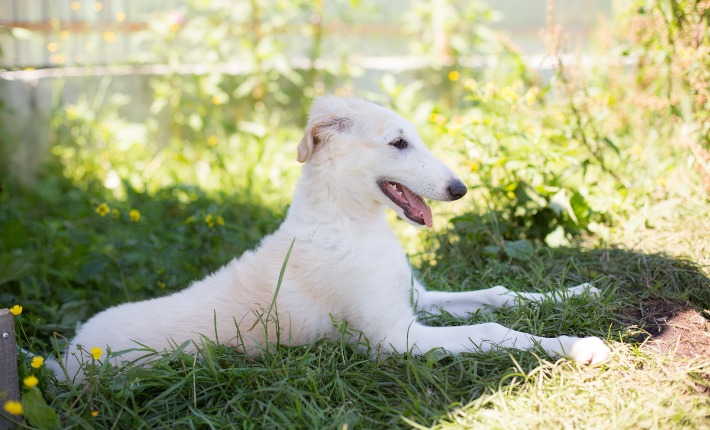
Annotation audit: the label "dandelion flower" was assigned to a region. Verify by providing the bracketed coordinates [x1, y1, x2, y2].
[91, 347, 103, 360]
[9, 304, 22, 315]
[91, 410, 100, 417]
[129, 209, 141, 222]
[23, 375, 39, 388]
[96, 203, 110, 217]
[3, 401, 22, 416]
[448, 71, 460, 81]
[207, 135, 218, 146]
[31, 356, 44, 368]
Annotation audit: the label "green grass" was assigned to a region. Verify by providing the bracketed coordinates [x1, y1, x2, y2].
[2, 2, 709, 422]
[2, 165, 709, 429]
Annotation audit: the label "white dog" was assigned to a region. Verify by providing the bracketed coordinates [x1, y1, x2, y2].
[59, 97, 611, 381]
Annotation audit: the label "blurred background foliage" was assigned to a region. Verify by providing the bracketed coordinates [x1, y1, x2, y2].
[0, 0, 708, 332]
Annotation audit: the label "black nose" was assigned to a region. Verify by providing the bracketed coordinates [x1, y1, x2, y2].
[448, 179, 467, 200]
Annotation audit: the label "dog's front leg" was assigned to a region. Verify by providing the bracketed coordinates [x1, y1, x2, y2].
[406, 321, 611, 365]
[414, 283, 600, 318]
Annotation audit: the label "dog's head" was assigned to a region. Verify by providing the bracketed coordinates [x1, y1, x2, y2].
[297, 96, 466, 228]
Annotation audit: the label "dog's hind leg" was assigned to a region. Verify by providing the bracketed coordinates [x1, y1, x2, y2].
[405, 320, 611, 365]
[414, 283, 600, 319]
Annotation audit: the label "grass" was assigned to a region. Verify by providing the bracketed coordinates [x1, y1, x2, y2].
[2, 164, 709, 429]
[2, 1, 709, 423]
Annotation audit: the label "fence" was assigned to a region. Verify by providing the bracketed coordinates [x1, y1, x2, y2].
[0, 0, 611, 69]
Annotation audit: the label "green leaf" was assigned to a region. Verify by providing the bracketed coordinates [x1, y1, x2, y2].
[602, 137, 621, 157]
[503, 240, 534, 260]
[22, 388, 61, 430]
[0, 253, 33, 285]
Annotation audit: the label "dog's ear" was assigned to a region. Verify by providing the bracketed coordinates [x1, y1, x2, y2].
[296, 125, 318, 163]
[297, 97, 354, 163]
[296, 116, 353, 163]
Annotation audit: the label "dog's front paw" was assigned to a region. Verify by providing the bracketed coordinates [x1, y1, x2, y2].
[561, 336, 611, 365]
[566, 283, 601, 299]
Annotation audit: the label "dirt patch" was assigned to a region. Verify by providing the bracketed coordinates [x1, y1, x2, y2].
[627, 298, 710, 360]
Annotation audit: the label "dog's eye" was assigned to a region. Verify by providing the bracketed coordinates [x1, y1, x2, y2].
[389, 138, 409, 150]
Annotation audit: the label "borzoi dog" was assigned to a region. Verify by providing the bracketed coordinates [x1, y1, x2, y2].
[60, 97, 611, 381]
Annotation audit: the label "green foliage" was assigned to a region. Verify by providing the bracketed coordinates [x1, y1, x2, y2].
[2, 0, 710, 428]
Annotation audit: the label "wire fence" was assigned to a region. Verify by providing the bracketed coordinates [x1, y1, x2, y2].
[0, 0, 610, 69]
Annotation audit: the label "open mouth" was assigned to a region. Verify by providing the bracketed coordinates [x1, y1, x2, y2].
[378, 180, 433, 228]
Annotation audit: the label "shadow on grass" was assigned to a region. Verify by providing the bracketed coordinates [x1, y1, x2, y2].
[3, 169, 709, 428]
[0, 171, 285, 343]
[426, 219, 710, 361]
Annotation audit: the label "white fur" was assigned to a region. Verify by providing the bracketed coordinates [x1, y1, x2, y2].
[60, 97, 611, 381]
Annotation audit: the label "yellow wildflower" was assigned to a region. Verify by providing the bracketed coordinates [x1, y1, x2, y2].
[129, 209, 141, 222]
[9, 304, 22, 315]
[23, 375, 39, 388]
[3, 401, 22, 416]
[205, 214, 215, 228]
[31, 356, 44, 368]
[91, 410, 100, 417]
[216, 215, 224, 226]
[448, 70, 460, 82]
[429, 113, 447, 126]
[470, 162, 480, 172]
[501, 86, 519, 103]
[91, 347, 103, 360]
[96, 203, 110, 217]
[525, 87, 538, 105]
[211, 96, 222, 105]
[207, 135, 218, 146]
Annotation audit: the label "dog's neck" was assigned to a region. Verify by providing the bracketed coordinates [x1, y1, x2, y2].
[286, 163, 388, 231]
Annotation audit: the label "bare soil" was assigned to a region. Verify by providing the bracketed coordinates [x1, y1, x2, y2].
[628, 297, 710, 360]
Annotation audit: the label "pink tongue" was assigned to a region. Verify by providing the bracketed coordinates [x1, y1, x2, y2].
[401, 186, 433, 228]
